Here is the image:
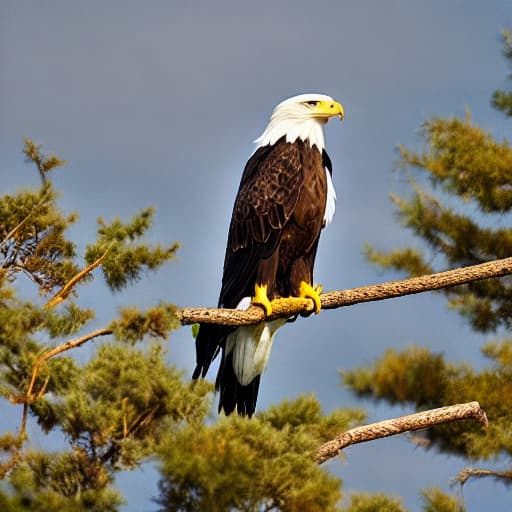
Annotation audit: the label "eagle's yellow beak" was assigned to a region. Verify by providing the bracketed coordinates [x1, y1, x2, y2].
[313, 100, 344, 122]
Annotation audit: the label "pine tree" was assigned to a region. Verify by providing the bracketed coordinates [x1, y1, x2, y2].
[345, 30, 512, 499]
[155, 396, 365, 512]
[0, 140, 212, 510]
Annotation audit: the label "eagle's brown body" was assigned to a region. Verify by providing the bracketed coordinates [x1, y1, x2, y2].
[193, 137, 331, 416]
[224, 137, 329, 304]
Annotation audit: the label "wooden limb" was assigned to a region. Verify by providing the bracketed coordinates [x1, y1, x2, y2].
[315, 401, 488, 465]
[455, 467, 512, 486]
[45, 248, 110, 308]
[176, 256, 512, 326]
[18, 328, 113, 436]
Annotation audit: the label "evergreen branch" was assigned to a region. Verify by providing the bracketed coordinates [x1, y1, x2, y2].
[23, 138, 66, 184]
[25, 328, 113, 400]
[5, 328, 112, 478]
[100, 404, 160, 465]
[19, 328, 113, 435]
[126, 405, 160, 436]
[0, 193, 49, 271]
[315, 401, 488, 465]
[0, 450, 21, 480]
[455, 467, 512, 486]
[45, 248, 110, 308]
[176, 256, 512, 326]
[0, 198, 42, 248]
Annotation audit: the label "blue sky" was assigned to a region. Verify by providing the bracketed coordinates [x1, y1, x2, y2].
[2, 1, 512, 510]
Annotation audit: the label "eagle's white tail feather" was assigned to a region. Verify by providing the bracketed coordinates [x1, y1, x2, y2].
[227, 319, 286, 386]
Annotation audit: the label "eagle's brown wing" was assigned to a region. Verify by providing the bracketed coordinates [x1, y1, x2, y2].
[220, 137, 303, 307]
[193, 138, 303, 384]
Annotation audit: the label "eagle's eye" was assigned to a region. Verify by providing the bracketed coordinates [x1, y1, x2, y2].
[306, 100, 319, 106]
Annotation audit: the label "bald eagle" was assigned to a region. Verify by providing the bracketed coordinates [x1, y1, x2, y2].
[193, 93, 344, 416]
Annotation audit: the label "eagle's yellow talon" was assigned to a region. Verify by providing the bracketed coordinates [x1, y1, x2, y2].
[299, 281, 322, 313]
[252, 284, 273, 316]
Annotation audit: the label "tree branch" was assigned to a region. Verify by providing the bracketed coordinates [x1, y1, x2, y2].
[455, 467, 512, 486]
[0, 197, 43, 248]
[315, 401, 488, 465]
[18, 328, 113, 436]
[45, 248, 110, 308]
[176, 257, 512, 326]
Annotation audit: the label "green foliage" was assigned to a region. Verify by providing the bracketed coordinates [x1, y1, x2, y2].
[110, 304, 181, 343]
[0, 140, 213, 509]
[492, 31, 512, 116]
[343, 342, 512, 459]
[2, 450, 124, 512]
[23, 138, 67, 182]
[343, 346, 450, 408]
[258, 394, 366, 441]
[155, 395, 364, 512]
[398, 116, 512, 212]
[85, 209, 180, 291]
[342, 492, 408, 512]
[354, 29, 512, 503]
[60, 343, 212, 467]
[365, 244, 432, 277]
[369, 111, 512, 332]
[420, 487, 465, 512]
[0, 183, 79, 293]
[482, 338, 512, 369]
[45, 304, 96, 339]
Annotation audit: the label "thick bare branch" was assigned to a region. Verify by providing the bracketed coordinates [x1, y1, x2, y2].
[176, 257, 512, 326]
[455, 467, 512, 486]
[315, 401, 488, 465]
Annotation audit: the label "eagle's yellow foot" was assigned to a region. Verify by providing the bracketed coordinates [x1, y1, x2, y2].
[252, 284, 273, 316]
[299, 281, 322, 314]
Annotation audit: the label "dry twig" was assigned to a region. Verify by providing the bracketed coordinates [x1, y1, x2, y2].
[315, 401, 488, 464]
[18, 328, 113, 436]
[455, 467, 512, 486]
[45, 248, 110, 308]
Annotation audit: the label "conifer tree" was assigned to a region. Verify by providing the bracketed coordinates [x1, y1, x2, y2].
[345, 30, 512, 499]
[0, 140, 212, 510]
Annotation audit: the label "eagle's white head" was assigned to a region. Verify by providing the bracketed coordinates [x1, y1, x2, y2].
[254, 93, 344, 151]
